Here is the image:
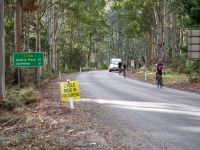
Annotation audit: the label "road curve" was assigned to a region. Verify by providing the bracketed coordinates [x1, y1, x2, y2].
[76, 70, 200, 150]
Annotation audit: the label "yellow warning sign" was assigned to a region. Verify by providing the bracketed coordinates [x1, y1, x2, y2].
[60, 80, 80, 103]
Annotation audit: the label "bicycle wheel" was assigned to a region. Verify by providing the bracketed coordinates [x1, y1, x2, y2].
[119, 67, 122, 75]
[160, 76, 163, 88]
[123, 69, 126, 78]
[157, 74, 161, 87]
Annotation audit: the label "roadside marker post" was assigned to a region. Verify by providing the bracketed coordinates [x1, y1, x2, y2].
[145, 69, 147, 81]
[69, 98, 74, 109]
[131, 60, 135, 73]
[59, 72, 61, 80]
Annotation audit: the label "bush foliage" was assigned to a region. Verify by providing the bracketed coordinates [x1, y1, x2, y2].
[1, 87, 39, 111]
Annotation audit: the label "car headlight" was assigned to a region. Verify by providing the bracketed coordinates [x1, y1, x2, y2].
[110, 64, 114, 68]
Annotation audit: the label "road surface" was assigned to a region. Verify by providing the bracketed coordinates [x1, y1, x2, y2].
[76, 70, 200, 150]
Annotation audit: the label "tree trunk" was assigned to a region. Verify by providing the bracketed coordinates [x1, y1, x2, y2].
[179, 26, 184, 55]
[47, 0, 52, 71]
[14, 0, 24, 86]
[163, 0, 168, 61]
[0, 0, 5, 99]
[149, 30, 154, 63]
[171, 9, 177, 59]
[35, 0, 41, 86]
[153, 6, 159, 46]
[51, 0, 56, 72]
[25, 13, 30, 51]
[15, 0, 23, 52]
[154, 4, 163, 59]
[88, 33, 92, 66]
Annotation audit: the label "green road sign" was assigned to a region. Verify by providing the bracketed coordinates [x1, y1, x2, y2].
[13, 52, 44, 67]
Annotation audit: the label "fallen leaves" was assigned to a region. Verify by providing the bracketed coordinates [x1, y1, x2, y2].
[0, 74, 115, 150]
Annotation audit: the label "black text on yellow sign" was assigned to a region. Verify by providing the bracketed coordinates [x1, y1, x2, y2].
[60, 80, 80, 103]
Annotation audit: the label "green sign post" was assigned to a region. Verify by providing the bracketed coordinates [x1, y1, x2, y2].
[13, 52, 44, 67]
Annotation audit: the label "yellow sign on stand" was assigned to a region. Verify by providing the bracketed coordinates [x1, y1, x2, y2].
[60, 80, 80, 103]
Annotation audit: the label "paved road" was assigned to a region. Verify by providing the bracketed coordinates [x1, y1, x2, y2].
[76, 70, 200, 150]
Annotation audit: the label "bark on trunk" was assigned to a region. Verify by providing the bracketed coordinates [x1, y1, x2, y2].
[171, 9, 177, 59]
[47, 0, 52, 71]
[15, 0, 23, 52]
[51, 0, 56, 72]
[15, 0, 24, 86]
[0, 0, 5, 99]
[163, 0, 168, 61]
[35, 0, 41, 86]
[88, 33, 92, 66]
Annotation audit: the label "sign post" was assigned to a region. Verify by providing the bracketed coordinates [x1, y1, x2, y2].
[69, 98, 74, 109]
[131, 60, 135, 72]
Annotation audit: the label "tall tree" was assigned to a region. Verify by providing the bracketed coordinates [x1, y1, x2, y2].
[14, 0, 23, 85]
[0, 0, 5, 99]
[35, 0, 41, 86]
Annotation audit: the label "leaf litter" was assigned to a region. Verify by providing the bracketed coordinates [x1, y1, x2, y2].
[0, 73, 118, 150]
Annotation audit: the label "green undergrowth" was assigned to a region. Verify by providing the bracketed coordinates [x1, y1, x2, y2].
[41, 70, 57, 81]
[0, 86, 39, 129]
[135, 66, 189, 84]
[1, 86, 39, 112]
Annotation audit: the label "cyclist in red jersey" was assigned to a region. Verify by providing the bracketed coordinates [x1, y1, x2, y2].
[156, 59, 164, 87]
[156, 59, 164, 76]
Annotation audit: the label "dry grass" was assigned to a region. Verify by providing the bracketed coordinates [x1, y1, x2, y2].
[128, 69, 200, 93]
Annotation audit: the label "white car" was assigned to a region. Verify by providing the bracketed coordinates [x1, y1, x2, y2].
[109, 58, 121, 72]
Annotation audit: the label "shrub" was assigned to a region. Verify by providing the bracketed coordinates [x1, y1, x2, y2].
[1, 87, 39, 111]
[170, 54, 187, 73]
[19, 88, 39, 105]
[2, 99, 15, 110]
[98, 64, 108, 70]
[81, 66, 91, 72]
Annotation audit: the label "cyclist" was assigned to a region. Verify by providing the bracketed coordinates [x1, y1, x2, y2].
[156, 58, 164, 87]
[122, 63, 127, 78]
[118, 61, 123, 75]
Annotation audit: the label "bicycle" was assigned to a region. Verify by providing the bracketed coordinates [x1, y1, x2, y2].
[156, 73, 163, 88]
[118, 66, 123, 75]
[122, 68, 126, 79]
[118, 67, 126, 78]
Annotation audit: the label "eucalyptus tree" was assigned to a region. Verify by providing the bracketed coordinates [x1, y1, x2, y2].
[35, 0, 41, 86]
[0, 0, 5, 98]
[72, 0, 107, 67]
[181, 0, 200, 27]
[54, 0, 107, 69]
[4, 0, 15, 74]
[108, 0, 156, 66]
[109, 0, 196, 65]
